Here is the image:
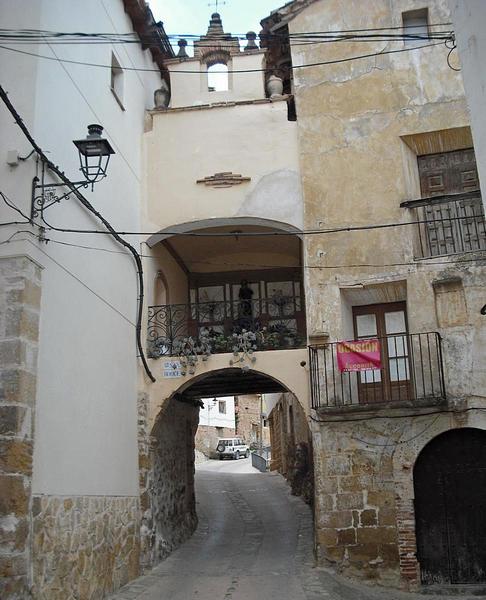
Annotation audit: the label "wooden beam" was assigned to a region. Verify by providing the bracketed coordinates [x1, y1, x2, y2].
[162, 240, 189, 275]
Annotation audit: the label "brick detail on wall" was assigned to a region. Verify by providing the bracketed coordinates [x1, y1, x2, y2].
[395, 496, 419, 586]
[0, 256, 41, 599]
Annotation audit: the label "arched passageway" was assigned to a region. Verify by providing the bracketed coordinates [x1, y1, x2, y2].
[414, 427, 486, 585]
[140, 367, 312, 570]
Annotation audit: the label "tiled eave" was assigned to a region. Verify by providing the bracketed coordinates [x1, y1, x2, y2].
[122, 0, 174, 74]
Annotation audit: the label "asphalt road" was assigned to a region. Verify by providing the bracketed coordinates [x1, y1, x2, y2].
[111, 459, 482, 600]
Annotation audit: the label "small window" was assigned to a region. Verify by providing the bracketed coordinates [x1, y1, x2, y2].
[218, 400, 226, 414]
[207, 63, 228, 92]
[110, 52, 124, 109]
[402, 8, 428, 46]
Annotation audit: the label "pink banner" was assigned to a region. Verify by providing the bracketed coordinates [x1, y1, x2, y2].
[336, 339, 381, 373]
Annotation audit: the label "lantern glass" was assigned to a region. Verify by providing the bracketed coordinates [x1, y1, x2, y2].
[73, 124, 115, 184]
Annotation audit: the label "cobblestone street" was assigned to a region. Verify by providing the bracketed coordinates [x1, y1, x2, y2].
[109, 460, 483, 600]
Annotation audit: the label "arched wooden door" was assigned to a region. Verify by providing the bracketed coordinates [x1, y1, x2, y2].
[414, 428, 486, 585]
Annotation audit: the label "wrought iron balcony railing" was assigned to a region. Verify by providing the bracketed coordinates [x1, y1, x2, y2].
[401, 191, 486, 258]
[147, 297, 307, 357]
[309, 332, 445, 409]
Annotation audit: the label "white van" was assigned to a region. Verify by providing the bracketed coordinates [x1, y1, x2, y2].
[216, 438, 250, 460]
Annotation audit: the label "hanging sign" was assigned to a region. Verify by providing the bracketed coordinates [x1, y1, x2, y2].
[336, 339, 381, 373]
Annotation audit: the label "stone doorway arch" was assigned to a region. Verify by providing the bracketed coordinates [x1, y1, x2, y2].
[413, 427, 486, 585]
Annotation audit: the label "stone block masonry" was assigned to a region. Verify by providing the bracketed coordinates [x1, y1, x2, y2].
[31, 495, 140, 600]
[313, 419, 402, 588]
[0, 256, 41, 599]
[139, 395, 199, 569]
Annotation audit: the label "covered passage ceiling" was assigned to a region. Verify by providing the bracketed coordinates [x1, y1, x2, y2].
[157, 224, 302, 273]
[176, 368, 287, 400]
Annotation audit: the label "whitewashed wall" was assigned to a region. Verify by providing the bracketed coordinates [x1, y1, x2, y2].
[199, 396, 236, 429]
[0, 0, 162, 496]
[449, 0, 486, 214]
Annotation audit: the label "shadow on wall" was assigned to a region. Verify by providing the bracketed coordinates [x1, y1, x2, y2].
[139, 395, 199, 569]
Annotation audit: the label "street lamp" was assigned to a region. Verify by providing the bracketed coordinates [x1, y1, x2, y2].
[73, 124, 115, 185]
[31, 124, 115, 219]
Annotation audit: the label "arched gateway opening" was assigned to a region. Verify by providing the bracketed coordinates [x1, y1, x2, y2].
[140, 368, 312, 569]
[414, 428, 486, 585]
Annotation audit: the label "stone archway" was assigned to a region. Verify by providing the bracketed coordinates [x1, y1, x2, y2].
[138, 366, 308, 570]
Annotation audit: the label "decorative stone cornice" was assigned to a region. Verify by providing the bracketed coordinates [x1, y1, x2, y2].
[196, 171, 251, 188]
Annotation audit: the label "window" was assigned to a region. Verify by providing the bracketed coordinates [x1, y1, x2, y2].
[402, 8, 428, 46]
[110, 52, 124, 109]
[207, 63, 228, 92]
[218, 400, 226, 414]
[418, 149, 485, 255]
[353, 302, 410, 403]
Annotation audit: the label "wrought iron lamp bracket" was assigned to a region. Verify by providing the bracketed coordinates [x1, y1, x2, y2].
[31, 175, 93, 219]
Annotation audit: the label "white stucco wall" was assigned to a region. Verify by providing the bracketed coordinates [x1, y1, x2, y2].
[449, 0, 486, 211]
[167, 51, 266, 108]
[144, 100, 302, 232]
[0, 0, 163, 495]
[198, 396, 236, 428]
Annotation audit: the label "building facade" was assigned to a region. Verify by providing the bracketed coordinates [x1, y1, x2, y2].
[139, 10, 312, 572]
[2, 0, 486, 597]
[260, 0, 486, 590]
[195, 396, 236, 458]
[0, 1, 172, 597]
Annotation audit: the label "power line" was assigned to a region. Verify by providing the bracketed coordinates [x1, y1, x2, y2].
[310, 405, 486, 424]
[2, 188, 485, 244]
[3, 226, 484, 272]
[0, 40, 447, 74]
[0, 22, 453, 40]
[22, 239, 136, 326]
[0, 85, 155, 383]
[351, 415, 440, 447]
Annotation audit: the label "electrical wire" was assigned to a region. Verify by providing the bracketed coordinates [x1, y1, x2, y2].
[21, 238, 136, 327]
[34, 208, 486, 238]
[0, 40, 447, 74]
[309, 405, 486, 424]
[0, 22, 454, 40]
[0, 85, 156, 383]
[27, 237, 486, 271]
[3, 187, 486, 245]
[351, 415, 440, 447]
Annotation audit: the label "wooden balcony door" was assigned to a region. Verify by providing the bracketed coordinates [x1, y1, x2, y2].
[353, 302, 411, 404]
[418, 148, 484, 255]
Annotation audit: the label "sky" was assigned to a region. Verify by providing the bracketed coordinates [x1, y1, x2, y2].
[150, 0, 286, 55]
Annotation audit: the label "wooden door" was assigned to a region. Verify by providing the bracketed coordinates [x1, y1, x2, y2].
[414, 428, 486, 585]
[353, 302, 411, 403]
[418, 148, 485, 254]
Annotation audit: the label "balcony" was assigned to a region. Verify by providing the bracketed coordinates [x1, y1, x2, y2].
[147, 297, 307, 357]
[309, 332, 445, 410]
[401, 191, 486, 257]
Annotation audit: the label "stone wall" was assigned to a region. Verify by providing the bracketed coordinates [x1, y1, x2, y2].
[268, 393, 313, 504]
[0, 256, 41, 599]
[31, 495, 140, 599]
[235, 395, 260, 444]
[312, 411, 486, 589]
[195, 424, 235, 458]
[234, 395, 271, 447]
[140, 396, 199, 569]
